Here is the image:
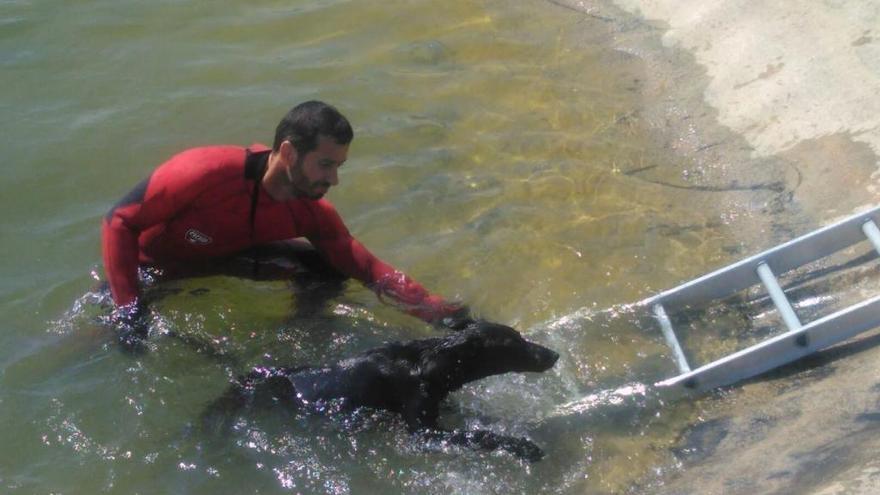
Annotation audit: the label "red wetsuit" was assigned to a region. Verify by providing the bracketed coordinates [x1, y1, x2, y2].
[102, 144, 456, 322]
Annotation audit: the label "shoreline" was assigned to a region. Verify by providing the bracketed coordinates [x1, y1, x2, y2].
[552, 1, 880, 493]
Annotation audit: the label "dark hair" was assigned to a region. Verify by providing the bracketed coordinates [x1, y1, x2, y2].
[273, 101, 354, 153]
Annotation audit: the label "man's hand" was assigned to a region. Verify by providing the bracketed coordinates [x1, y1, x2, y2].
[406, 293, 474, 330]
[437, 305, 476, 331]
[109, 300, 149, 352]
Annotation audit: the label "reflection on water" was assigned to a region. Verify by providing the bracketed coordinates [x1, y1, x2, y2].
[0, 0, 757, 493]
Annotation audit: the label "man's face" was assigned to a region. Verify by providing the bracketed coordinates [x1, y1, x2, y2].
[286, 136, 348, 200]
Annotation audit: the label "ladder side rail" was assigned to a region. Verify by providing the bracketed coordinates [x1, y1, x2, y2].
[642, 206, 880, 310]
[656, 293, 880, 392]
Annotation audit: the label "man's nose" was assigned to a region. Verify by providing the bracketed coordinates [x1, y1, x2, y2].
[327, 166, 339, 186]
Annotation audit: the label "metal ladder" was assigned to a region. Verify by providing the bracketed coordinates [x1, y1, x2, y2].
[642, 205, 880, 392]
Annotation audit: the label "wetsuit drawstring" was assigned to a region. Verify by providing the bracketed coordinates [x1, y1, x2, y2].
[244, 149, 270, 278]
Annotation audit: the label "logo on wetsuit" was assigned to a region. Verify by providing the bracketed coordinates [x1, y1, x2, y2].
[185, 229, 213, 245]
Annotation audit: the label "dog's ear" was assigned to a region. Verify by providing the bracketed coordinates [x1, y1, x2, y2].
[419, 351, 458, 389]
[419, 329, 493, 391]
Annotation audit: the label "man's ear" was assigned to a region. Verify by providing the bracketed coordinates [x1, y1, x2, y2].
[280, 140, 297, 165]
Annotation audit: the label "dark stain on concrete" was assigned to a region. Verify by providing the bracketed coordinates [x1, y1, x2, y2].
[672, 417, 731, 464]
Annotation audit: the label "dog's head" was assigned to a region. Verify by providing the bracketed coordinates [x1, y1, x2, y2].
[422, 320, 559, 391]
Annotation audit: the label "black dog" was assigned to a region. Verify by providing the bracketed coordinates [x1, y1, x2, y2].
[206, 321, 559, 462]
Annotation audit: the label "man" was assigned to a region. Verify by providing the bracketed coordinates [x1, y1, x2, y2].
[103, 101, 467, 338]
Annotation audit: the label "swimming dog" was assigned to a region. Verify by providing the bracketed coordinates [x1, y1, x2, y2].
[206, 320, 559, 462]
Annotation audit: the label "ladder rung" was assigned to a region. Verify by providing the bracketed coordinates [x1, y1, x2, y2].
[756, 262, 802, 331]
[862, 219, 880, 255]
[652, 303, 691, 374]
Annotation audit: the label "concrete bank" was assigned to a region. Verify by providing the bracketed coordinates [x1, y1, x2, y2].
[553, 1, 880, 493]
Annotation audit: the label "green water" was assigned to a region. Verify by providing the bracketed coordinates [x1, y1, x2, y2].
[0, 0, 741, 493]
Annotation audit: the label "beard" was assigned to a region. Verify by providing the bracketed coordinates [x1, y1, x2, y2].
[286, 157, 330, 200]
[303, 185, 329, 200]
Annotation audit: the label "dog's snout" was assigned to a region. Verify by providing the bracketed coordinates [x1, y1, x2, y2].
[543, 348, 560, 366]
[531, 345, 559, 370]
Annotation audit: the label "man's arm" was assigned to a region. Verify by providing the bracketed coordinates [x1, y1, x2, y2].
[102, 178, 152, 307]
[325, 235, 462, 322]
[102, 147, 232, 307]
[305, 202, 465, 324]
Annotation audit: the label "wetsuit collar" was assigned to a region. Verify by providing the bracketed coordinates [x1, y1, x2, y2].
[244, 148, 270, 180]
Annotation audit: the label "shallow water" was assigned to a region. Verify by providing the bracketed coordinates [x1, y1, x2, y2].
[0, 0, 762, 493]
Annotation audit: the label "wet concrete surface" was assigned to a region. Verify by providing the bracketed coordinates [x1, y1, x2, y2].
[552, 0, 880, 493]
